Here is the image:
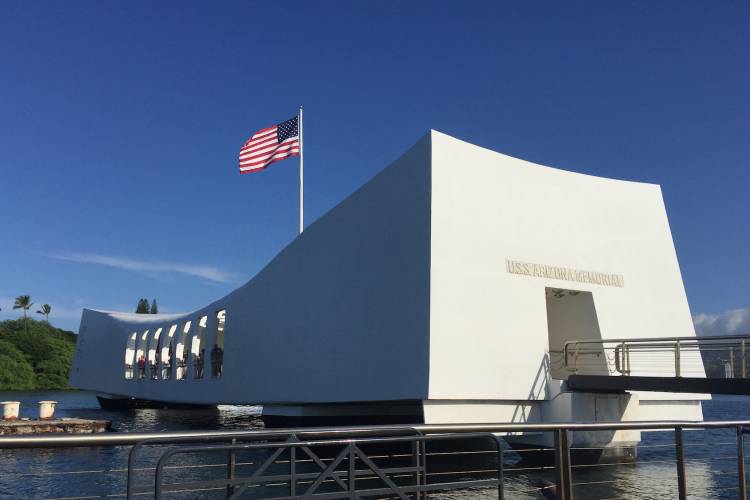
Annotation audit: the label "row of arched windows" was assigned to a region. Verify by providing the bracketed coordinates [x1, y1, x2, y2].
[124, 309, 226, 381]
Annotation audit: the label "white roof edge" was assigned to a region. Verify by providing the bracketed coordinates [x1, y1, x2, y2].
[429, 129, 662, 190]
[83, 308, 189, 322]
[80, 130, 660, 325]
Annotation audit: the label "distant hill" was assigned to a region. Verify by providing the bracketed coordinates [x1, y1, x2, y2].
[0, 318, 77, 390]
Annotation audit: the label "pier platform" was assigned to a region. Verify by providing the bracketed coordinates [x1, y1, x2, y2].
[0, 418, 110, 435]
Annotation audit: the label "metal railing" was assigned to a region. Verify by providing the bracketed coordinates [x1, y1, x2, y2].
[3, 419, 750, 499]
[562, 334, 750, 378]
[152, 432, 503, 499]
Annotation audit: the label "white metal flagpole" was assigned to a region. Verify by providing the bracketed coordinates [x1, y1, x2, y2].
[299, 106, 304, 234]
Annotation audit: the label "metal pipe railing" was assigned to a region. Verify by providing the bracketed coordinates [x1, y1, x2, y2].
[5, 419, 750, 448]
[568, 334, 750, 344]
[2, 419, 750, 499]
[151, 432, 504, 500]
[124, 426, 424, 498]
[562, 334, 750, 377]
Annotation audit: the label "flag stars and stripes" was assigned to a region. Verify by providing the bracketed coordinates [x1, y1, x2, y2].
[239, 116, 300, 174]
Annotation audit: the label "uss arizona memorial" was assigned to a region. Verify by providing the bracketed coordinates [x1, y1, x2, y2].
[71, 130, 706, 454]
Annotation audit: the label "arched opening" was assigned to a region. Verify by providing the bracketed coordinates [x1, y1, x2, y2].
[149, 327, 162, 380]
[211, 310, 226, 378]
[192, 315, 208, 379]
[124, 332, 137, 379]
[135, 330, 149, 380]
[161, 324, 178, 380]
[175, 320, 192, 380]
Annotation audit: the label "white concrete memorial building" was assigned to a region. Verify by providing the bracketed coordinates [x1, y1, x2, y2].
[71, 131, 706, 455]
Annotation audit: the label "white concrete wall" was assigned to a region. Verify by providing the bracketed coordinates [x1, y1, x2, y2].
[71, 135, 432, 405]
[72, 130, 705, 416]
[428, 130, 702, 403]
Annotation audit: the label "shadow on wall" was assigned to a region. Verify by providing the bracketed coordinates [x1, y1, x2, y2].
[505, 289, 636, 465]
[511, 287, 606, 424]
[510, 354, 552, 424]
[546, 288, 607, 378]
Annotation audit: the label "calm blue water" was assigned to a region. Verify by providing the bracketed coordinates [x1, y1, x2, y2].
[1, 391, 749, 499]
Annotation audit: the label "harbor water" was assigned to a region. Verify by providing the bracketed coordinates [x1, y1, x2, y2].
[1, 391, 749, 499]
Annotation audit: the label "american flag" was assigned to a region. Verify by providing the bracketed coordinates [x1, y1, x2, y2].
[238, 116, 300, 174]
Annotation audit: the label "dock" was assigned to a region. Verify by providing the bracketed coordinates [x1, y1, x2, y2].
[0, 418, 110, 435]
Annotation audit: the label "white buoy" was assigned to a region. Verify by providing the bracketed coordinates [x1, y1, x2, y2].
[1, 401, 20, 420]
[38, 401, 57, 420]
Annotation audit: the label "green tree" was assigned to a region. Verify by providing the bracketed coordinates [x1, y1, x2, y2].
[0, 318, 76, 390]
[35, 357, 71, 389]
[36, 304, 52, 323]
[150, 299, 158, 314]
[136, 298, 150, 314]
[13, 295, 33, 335]
[0, 339, 36, 390]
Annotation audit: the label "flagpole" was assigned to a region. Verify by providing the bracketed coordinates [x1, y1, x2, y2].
[299, 106, 304, 234]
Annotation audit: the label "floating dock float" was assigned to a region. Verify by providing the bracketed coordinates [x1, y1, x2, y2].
[0, 418, 111, 435]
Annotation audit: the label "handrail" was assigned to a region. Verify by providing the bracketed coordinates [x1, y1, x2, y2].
[151, 432, 505, 500]
[124, 426, 423, 497]
[4, 419, 750, 499]
[565, 334, 750, 345]
[4, 419, 750, 448]
[562, 334, 750, 377]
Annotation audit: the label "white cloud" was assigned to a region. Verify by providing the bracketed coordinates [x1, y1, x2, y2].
[693, 309, 750, 337]
[38, 251, 235, 283]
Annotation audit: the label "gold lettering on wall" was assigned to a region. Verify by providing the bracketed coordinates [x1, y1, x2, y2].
[505, 259, 625, 288]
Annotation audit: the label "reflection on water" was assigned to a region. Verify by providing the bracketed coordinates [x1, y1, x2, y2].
[123, 405, 265, 432]
[1, 391, 749, 499]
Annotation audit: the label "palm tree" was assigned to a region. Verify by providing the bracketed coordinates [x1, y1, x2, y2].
[13, 295, 33, 335]
[36, 304, 52, 323]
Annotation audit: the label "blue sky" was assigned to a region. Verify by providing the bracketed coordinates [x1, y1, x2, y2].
[0, 1, 748, 332]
